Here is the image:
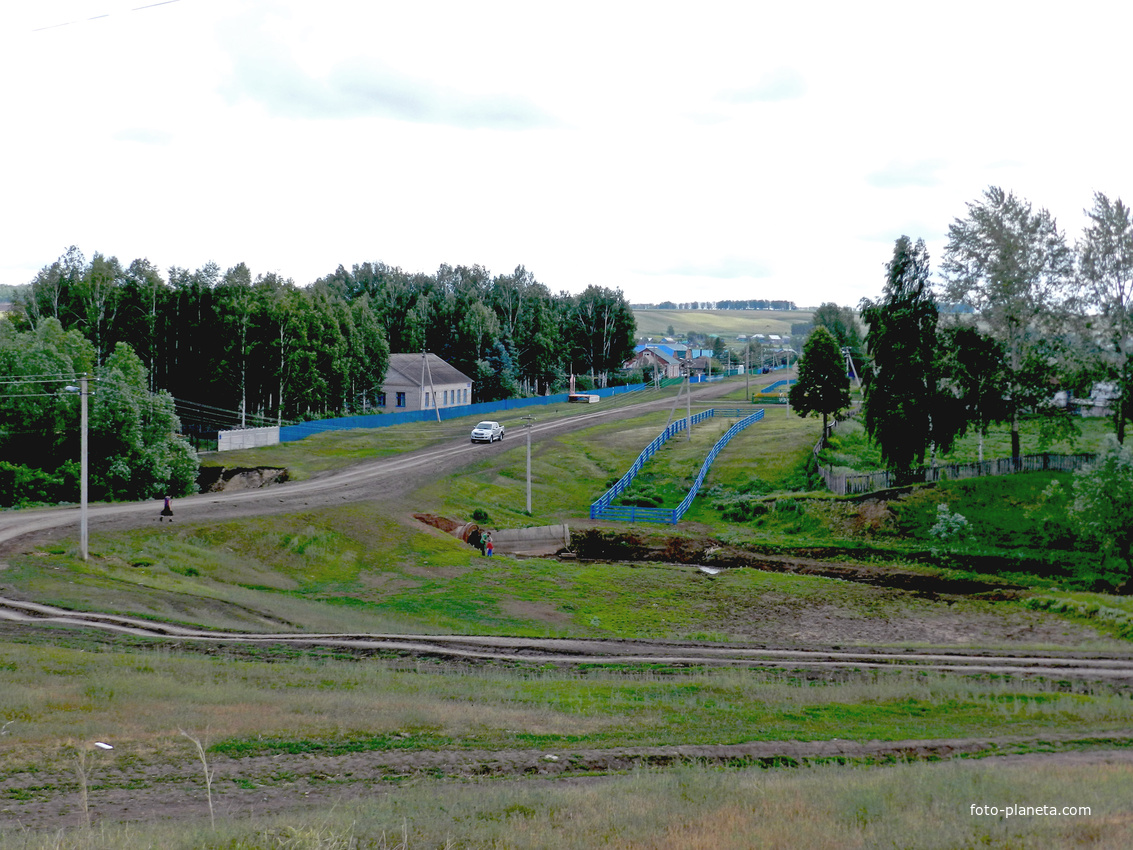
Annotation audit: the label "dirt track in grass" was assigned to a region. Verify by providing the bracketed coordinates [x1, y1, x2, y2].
[4, 728, 1133, 832]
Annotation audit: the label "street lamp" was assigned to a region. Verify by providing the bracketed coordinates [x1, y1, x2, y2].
[63, 376, 92, 561]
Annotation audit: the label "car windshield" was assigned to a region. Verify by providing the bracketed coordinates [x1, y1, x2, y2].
[476, 422, 495, 429]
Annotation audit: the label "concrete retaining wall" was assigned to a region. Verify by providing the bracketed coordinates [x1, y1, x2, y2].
[217, 426, 281, 452]
[489, 524, 571, 556]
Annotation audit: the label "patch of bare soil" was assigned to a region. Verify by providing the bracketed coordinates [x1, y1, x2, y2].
[570, 528, 1021, 596]
[711, 598, 1106, 647]
[4, 735, 1132, 832]
[197, 466, 289, 492]
[499, 598, 573, 625]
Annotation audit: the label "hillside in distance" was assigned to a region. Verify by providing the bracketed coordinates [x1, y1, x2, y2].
[632, 308, 812, 340]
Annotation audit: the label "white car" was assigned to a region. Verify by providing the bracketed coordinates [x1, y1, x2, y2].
[470, 420, 505, 443]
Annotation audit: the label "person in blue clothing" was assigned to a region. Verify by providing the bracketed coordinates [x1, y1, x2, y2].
[485, 532, 493, 557]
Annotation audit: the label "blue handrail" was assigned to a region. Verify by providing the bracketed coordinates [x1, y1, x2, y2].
[590, 408, 765, 524]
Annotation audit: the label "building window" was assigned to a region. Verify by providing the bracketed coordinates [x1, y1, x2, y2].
[443, 390, 448, 405]
[425, 392, 430, 407]
[396, 392, 406, 408]
[377, 392, 386, 407]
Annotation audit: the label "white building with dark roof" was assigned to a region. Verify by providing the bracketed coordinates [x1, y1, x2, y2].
[378, 353, 473, 412]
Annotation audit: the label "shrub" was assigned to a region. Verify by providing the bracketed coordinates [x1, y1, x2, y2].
[714, 495, 770, 522]
[0, 461, 78, 507]
[929, 504, 971, 542]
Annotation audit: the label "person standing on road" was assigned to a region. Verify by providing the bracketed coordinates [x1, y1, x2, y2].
[159, 495, 174, 522]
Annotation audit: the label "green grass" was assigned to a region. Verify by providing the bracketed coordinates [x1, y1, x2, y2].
[4, 758, 1132, 849]
[199, 384, 687, 481]
[2, 638, 1129, 763]
[633, 308, 811, 340]
[5, 378, 1133, 843]
[198, 418, 465, 479]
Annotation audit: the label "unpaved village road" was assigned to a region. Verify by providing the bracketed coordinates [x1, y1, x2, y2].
[0, 382, 736, 551]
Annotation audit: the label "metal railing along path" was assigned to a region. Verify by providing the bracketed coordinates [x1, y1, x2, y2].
[590, 408, 766, 524]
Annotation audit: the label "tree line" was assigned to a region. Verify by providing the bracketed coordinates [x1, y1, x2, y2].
[790, 187, 1132, 476]
[787, 187, 1133, 574]
[12, 253, 638, 424]
[2, 253, 637, 506]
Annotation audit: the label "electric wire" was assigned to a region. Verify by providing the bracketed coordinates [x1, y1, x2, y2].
[31, 0, 183, 32]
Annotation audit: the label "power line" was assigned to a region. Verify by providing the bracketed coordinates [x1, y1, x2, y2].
[31, 0, 183, 32]
[0, 374, 81, 385]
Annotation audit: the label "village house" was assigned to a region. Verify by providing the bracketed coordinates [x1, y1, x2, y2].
[378, 353, 473, 412]
[623, 346, 683, 378]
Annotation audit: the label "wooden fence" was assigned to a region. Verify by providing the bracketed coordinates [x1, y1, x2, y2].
[817, 451, 1097, 496]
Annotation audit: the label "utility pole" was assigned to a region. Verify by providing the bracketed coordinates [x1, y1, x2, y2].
[745, 344, 750, 400]
[65, 376, 91, 561]
[523, 415, 535, 514]
[421, 350, 441, 422]
[686, 375, 692, 441]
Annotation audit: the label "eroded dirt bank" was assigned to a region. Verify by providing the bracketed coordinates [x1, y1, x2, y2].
[569, 528, 1021, 596]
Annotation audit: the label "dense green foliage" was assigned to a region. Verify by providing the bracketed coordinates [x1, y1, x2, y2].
[860, 237, 951, 478]
[0, 321, 197, 506]
[810, 301, 865, 369]
[7, 251, 637, 500]
[789, 325, 850, 443]
[941, 187, 1076, 458]
[1077, 192, 1133, 443]
[13, 251, 637, 428]
[1066, 438, 1133, 572]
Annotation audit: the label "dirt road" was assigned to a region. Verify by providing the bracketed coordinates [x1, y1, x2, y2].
[0, 382, 736, 553]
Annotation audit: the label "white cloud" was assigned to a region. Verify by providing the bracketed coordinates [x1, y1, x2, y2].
[866, 160, 947, 189]
[1, 0, 1131, 313]
[723, 68, 807, 104]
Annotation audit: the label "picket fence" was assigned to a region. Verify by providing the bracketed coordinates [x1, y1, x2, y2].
[590, 408, 766, 524]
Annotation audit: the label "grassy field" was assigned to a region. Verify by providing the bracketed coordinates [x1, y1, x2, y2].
[4, 375, 1133, 844]
[6, 638, 1128, 762]
[633, 308, 811, 340]
[3, 757, 1130, 848]
[201, 384, 680, 481]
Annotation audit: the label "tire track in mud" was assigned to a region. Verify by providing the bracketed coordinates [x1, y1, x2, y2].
[4, 596, 1133, 682]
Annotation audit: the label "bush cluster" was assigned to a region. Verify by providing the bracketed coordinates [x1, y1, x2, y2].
[0, 460, 79, 508]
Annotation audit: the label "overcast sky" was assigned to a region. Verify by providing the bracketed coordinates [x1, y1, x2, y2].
[2, 1, 1130, 308]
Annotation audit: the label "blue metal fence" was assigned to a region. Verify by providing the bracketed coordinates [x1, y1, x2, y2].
[589, 408, 765, 525]
[279, 383, 648, 442]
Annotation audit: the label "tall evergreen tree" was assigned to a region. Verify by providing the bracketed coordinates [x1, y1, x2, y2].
[860, 236, 948, 480]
